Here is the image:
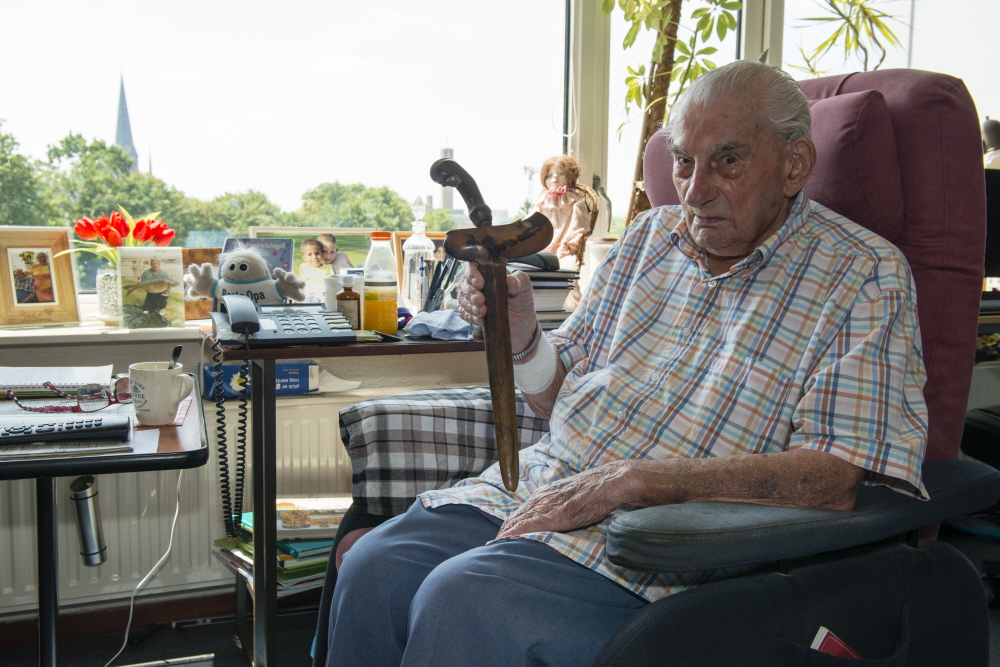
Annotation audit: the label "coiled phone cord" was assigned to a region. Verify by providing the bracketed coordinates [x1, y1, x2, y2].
[211, 334, 249, 540]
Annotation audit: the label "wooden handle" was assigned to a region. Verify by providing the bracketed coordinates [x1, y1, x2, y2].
[480, 262, 519, 491]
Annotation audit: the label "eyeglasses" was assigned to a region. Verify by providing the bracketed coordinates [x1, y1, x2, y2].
[6, 377, 132, 413]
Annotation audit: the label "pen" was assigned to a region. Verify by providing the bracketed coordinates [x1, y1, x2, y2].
[425, 260, 446, 311]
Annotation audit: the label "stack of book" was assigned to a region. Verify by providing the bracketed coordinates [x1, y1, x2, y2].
[210, 494, 351, 598]
[507, 260, 579, 331]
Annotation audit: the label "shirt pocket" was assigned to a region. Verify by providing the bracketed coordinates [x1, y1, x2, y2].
[657, 356, 795, 458]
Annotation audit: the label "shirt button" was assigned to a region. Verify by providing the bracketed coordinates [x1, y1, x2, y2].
[681, 327, 691, 337]
[616, 410, 625, 420]
[649, 372, 659, 382]
[708, 281, 718, 288]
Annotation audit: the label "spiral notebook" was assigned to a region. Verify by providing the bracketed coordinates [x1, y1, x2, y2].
[0, 365, 114, 398]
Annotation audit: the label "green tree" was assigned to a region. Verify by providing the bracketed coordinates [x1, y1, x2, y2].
[423, 208, 457, 232]
[189, 191, 290, 238]
[295, 182, 412, 232]
[42, 133, 134, 223]
[0, 122, 54, 226]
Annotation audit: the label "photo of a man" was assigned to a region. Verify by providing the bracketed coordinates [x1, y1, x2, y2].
[139, 258, 170, 314]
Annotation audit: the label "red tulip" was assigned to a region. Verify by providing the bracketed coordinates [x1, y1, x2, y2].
[109, 211, 129, 239]
[104, 227, 123, 247]
[133, 219, 152, 243]
[74, 217, 99, 240]
[153, 228, 175, 247]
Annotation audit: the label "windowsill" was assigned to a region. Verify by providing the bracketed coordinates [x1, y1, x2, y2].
[0, 294, 209, 347]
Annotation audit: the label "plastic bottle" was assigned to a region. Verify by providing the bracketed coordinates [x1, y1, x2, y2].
[362, 231, 398, 335]
[401, 198, 437, 312]
[335, 275, 361, 330]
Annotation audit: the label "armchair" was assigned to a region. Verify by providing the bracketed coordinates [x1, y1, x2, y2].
[314, 69, 998, 666]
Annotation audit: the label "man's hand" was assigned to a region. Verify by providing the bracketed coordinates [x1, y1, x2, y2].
[455, 263, 538, 354]
[496, 461, 630, 539]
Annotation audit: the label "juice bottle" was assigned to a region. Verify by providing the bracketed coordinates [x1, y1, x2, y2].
[362, 231, 398, 335]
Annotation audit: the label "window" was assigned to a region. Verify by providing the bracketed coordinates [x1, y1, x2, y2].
[0, 1, 567, 290]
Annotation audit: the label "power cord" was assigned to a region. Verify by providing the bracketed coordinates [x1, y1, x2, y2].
[102, 469, 184, 667]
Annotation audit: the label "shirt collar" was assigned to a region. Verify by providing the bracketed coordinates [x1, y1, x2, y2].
[668, 190, 810, 274]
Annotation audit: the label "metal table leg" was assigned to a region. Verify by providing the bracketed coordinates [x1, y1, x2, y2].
[251, 359, 277, 666]
[36, 477, 58, 667]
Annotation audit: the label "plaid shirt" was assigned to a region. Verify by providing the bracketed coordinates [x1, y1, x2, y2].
[421, 192, 928, 601]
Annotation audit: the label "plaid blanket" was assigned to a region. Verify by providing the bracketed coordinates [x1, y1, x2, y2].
[340, 386, 551, 516]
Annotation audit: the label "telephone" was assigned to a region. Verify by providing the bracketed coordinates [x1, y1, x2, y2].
[207, 294, 362, 538]
[210, 294, 358, 348]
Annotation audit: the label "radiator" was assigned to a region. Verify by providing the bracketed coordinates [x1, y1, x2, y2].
[0, 389, 407, 616]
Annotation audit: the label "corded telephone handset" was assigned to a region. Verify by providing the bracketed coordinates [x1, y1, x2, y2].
[208, 294, 361, 538]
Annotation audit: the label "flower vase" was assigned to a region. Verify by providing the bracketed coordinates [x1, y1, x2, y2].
[95, 264, 120, 323]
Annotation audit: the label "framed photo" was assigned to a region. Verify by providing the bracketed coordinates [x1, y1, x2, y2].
[117, 247, 185, 329]
[0, 226, 79, 327]
[250, 227, 374, 303]
[392, 231, 448, 281]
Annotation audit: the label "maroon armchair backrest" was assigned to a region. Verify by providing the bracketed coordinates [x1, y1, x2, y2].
[643, 69, 987, 462]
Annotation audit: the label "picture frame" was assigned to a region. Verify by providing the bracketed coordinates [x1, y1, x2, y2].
[182, 247, 221, 320]
[117, 246, 185, 329]
[392, 231, 448, 282]
[250, 227, 375, 303]
[0, 226, 79, 327]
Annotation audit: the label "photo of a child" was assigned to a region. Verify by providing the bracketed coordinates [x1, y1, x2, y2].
[317, 234, 354, 274]
[298, 237, 332, 303]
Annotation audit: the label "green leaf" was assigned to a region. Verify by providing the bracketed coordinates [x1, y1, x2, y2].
[675, 40, 691, 55]
[701, 21, 713, 42]
[717, 17, 727, 41]
[701, 58, 717, 69]
[758, 47, 770, 63]
[602, 0, 615, 14]
[721, 1, 742, 9]
[696, 15, 709, 31]
[696, 46, 717, 55]
[623, 22, 640, 48]
[691, 7, 709, 18]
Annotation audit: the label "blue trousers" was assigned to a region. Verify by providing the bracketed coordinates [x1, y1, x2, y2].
[326, 501, 647, 667]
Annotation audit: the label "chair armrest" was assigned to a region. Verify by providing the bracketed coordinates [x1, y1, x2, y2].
[606, 459, 1000, 572]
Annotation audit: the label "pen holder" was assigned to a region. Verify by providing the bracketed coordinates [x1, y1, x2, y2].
[69, 475, 107, 566]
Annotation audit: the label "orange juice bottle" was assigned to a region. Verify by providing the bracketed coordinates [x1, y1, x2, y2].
[362, 280, 398, 335]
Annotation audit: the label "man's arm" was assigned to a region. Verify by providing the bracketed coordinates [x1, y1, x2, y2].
[496, 449, 863, 539]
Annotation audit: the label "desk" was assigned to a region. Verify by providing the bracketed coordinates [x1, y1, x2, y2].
[0, 399, 209, 667]
[214, 337, 483, 667]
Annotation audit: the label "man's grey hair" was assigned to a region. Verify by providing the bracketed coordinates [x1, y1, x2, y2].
[665, 59, 811, 142]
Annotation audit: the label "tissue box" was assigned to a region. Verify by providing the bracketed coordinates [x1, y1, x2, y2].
[204, 360, 319, 399]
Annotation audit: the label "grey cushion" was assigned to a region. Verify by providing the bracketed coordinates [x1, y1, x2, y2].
[607, 459, 1000, 572]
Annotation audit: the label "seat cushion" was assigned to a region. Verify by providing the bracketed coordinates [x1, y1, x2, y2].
[806, 89, 905, 243]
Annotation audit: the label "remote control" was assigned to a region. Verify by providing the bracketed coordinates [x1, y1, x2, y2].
[0, 415, 131, 446]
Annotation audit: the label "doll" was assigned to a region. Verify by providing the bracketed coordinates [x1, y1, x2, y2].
[530, 155, 595, 308]
[186, 246, 306, 306]
[531, 155, 593, 272]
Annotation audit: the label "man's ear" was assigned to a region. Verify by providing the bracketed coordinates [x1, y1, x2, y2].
[784, 137, 816, 197]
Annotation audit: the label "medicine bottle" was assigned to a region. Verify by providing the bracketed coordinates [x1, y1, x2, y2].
[362, 232, 399, 335]
[336, 276, 361, 330]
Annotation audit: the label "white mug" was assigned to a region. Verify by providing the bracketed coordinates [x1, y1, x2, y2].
[129, 362, 194, 426]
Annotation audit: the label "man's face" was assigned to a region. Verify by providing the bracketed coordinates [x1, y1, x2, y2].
[37, 253, 48, 265]
[149, 259, 160, 272]
[303, 245, 324, 268]
[322, 242, 338, 264]
[669, 93, 799, 260]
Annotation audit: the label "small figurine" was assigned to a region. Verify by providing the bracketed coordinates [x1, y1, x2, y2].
[186, 246, 306, 306]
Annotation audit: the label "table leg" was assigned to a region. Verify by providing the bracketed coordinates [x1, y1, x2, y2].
[251, 359, 278, 666]
[36, 477, 58, 667]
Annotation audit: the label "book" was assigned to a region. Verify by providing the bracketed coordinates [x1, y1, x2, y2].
[222, 238, 293, 275]
[278, 553, 330, 571]
[278, 538, 335, 559]
[214, 537, 329, 580]
[0, 365, 114, 398]
[239, 493, 352, 539]
[533, 290, 574, 312]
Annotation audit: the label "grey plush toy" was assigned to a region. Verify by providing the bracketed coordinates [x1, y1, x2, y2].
[186, 246, 306, 306]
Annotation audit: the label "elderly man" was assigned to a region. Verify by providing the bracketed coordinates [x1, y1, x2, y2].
[325, 60, 926, 667]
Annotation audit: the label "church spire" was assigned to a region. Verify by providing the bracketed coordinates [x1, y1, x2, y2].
[115, 76, 139, 174]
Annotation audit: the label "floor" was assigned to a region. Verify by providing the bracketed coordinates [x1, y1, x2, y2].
[5, 528, 1000, 667]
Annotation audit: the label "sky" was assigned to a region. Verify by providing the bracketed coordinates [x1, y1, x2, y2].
[1, 0, 566, 217]
[2, 1, 997, 225]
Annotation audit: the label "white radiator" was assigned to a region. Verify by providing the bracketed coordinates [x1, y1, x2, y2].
[0, 389, 410, 616]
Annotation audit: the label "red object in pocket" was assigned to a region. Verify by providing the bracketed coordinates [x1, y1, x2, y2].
[810, 626, 862, 659]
